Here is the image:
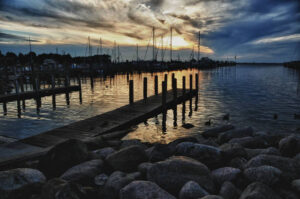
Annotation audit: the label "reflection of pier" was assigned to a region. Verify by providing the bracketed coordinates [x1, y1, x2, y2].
[0, 74, 199, 170]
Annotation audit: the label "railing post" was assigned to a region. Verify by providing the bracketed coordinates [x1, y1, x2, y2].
[154, 75, 158, 95]
[143, 77, 147, 102]
[129, 80, 134, 104]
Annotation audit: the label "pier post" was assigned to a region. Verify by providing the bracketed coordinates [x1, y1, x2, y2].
[172, 73, 175, 89]
[190, 74, 193, 94]
[162, 81, 167, 110]
[164, 74, 168, 90]
[77, 76, 82, 104]
[3, 102, 7, 115]
[129, 80, 134, 105]
[143, 77, 147, 102]
[195, 74, 199, 91]
[15, 78, 21, 118]
[173, 78, 177, 101]
[183, 76, 186, 95]
[51, 74, 56, 110]
[154, 75, 158, 95]
[19, 77, 25, 110]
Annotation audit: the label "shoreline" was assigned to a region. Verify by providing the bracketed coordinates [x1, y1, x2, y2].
[0, 124, 299, 199]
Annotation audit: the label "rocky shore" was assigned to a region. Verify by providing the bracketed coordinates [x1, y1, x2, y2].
[0, 125, 300, 199]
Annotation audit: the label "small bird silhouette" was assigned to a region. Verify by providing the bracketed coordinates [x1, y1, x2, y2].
[273, 114, 278, 120]
[223, 113, 230, 121]
[205, 119, 211, 126]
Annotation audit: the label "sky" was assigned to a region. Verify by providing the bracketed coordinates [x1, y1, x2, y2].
[0, 0, 299, 62]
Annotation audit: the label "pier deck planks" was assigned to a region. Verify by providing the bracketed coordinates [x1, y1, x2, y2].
[0, 89, 197, 170]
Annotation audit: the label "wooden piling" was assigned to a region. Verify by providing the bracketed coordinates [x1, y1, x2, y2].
[143, 77, 147, 102]
[195, 74, 199, 91]
[162, 81, 167, 110]
[2, 102, 7, 115]
[154, 75, 158, 95]
[15, 79, 21, 118]
[189, 74, 193, 93]
[51, 74, 56, 110]
[129, 80, 134, 104]
[173, 78, 177, 101]
[19, 77, 25, 110]
[183, 76, 186, 95]
[164, 74, 168, 90]
[77, 76, 82, 104]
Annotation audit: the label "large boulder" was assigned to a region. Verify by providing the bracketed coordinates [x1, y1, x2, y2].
[279, 134, 300, 157]
[120, 139, 147, 150]
[243, 165, 282, 186]
[175, 142, 222, 168]
[291, 179, 300, 192]
[38, 139, 89, 178]
[200, 195, 223, 199]
[220, 143, 247, 161]
[103, 171, 141, 199]
[228, 136, 267, 148]
[40, 178, 86, 199]
[91, 147, 115, 159]
[94, 173, 108, 186]
[245, 147, 280, 159]
[246, 154, 299, 181]
[120, 180, 176, 199]
[219, 181, 240, 199]
[239, 182, 282, 199]
[211, 167, 241, 186]
[179, 181, 209, 199]
[218, 127, 254, 144]
[60, 159, 103, 185]
[277, 188, 299, 199]
[227, 157, 247, 170]
[0, 168, 46, 199]
[147, 156, 215, 195]
[202, 125, 235, 138]
[105, 145, 148, 172]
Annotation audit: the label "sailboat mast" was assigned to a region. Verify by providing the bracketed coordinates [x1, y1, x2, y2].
[136, 44, 139, 62]
[170, 27, 173, 62]
[152, 27, 155, 61]
[161, 36, 164, 62]
[198, 31, 200, 62]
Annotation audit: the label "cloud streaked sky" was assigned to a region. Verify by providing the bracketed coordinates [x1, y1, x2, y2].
[0, 0, 299, 62]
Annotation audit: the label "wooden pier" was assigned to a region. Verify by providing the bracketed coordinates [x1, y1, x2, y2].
[0, 75, 199, 170]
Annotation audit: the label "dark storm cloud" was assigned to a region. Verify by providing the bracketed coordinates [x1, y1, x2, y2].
[0, 32, 39, 42]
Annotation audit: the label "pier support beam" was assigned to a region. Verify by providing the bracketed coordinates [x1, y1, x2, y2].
[143, 77, 147, 102]
[173, 78, 177, 101]
[154, 75, 158, 95]
[183, 76, 186, 95]
[190, 74, 193, 94]
[129, 80, 134, 105]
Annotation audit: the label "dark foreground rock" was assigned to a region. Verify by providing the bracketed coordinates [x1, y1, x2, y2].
[239, 182, 282, 199]
[211, 167, 241, 186]
[245, 147, 280, 159]
[243, 165, 282, 186]
[60, 159, 103, 185]
[228, 136, 267, 148]
[219, 181, 240, 199]
[105, 145, 148, 172]
[120, 180, 176, 199]
[38, 139, 89, 178]
[0, 168, 46, 199]
[147, 156, 215, 195]
[279, 134, 300, 157]
[201, 195, 223, 199]
[179, 181, 209, 199]
[218, 127, 254, 144]
[91, 147, 115, 159]
[175, 142, 222, 168]
[202, 125, 235, 138]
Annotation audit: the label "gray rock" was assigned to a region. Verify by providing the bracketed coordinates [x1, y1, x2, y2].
[60, 159, 103, 185]
[179, 181, 209, 199]
[120, 180, 176, 199]
[104, 171, 140, 199]
[0, 168, 46, 199]
[246, 154, 299, 181]
[239, 182, 282, 199]
[279, 134, 300, 157]
[92, 147, 115, 159]
[278, 188, 299, 199]
[243, 165, 282, 186]
[120, 139, 147, 150]
[201, 195, 223, 199]
[202, 125, 235, 138]
[105, 145, 148, 172]
[228, 136, 267, 148]
[228, 157, 247, 170]
[220, 143, 247, 161]
[219, 181, 240, 199]
[147, 156, 215, 195]
[40, 178, 86, 199]
[245, 147, 280, 159]
[211, 167, 241, 185]
[175, 142, 222, 168]
[38, 139, 88, 178]
[291, 179, 300, 192]
[138, 162, 153, 177]
[94, 173, 108, 186]
[218, 127, 254, 144]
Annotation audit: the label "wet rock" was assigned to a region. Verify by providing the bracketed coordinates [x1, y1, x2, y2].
[175, 142, 222, 168]
[220, 143, 247, 161]
[91, 147, 115, 159]
[120, 180, 176, 199]
[0, 168, 46, 199]
[245, 147, 280, 159]
[85, 136, 105, 150]
[200, 195, 223, 199]
[105, 145, 148, 172]
[243, 165, 282, 186]
[147, 156, 215, 195]
[38, 139, 88, 178]
[291, 179, 300, 192]
[279, 134, 300, 157]
[138, 162, 153, 177]
[228, 136, 267, 148]
[211, 167, 241, 185]
[246, 154, 299, 181]
[179, 181, 209, 199]
[228, 157, 247, 170]
[219, 181, 240, 199]
[218, 127, 254, 144]
[202, 125, 235, 138]
[239, 182, 281, 199]
[103, 171, 141, 199]
[60, 159, 103, 185]
[94, 173, 108, 186]
[120, 139, 147, 150]
[40, 178, 86, 199]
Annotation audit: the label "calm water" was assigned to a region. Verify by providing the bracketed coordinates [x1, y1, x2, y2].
[0, 65, 299, 143]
